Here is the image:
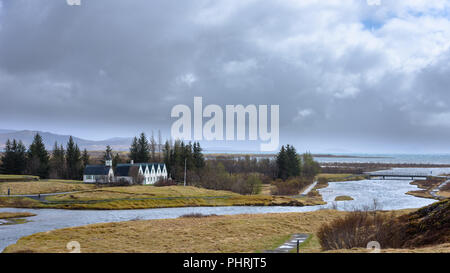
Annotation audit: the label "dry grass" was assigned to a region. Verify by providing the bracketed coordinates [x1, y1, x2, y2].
[316, 173, 367, 182]
[0, 175, 39, 182]
[406, 190, 436, 199]
[334, 196, 354, 201]
[0, 184, 320, 210]
[407, 177, 446, 200]
[38, 186, 322, 210]
[3, 210, 347, 253]
[0, 180, 97, 195]
[437, 191, 450, 198]
[6, 208, 443, 253]
[0, 212, 36, 219]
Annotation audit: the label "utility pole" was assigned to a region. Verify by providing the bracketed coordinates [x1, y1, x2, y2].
[184, 158, 187, 187]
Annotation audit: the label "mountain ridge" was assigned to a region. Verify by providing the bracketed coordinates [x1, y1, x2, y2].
[0, 129, 132, 151]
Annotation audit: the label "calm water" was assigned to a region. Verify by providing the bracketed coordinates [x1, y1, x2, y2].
[316, 154, 450, 164]
[0, 170, 439, 252]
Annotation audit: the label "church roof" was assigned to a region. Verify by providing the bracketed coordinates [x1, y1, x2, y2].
[84, 165, 111, 175]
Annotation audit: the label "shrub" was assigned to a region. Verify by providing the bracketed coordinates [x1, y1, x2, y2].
[230, 174, 262, 195]
[271, 179, 299, 195]
[317, 210, 401, 250]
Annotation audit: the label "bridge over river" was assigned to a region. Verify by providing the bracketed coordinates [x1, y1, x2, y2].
[366, 170, 449, 180]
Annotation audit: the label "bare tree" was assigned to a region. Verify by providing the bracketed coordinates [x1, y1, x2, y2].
[158, 129, 162, 162]
[150, 130, 156, 162]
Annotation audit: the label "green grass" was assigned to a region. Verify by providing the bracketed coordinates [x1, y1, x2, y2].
[296, 235, 321, 253]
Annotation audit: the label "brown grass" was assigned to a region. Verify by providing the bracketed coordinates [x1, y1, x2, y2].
[0, 180, 97, 195]
[3, 210, 347, 253]
[334, 196, 354, 201]
[407, 177, 446, 200]
[0, 212, 36, 219]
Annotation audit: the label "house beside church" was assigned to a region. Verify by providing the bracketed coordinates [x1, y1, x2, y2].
[83, 151, 168, 185]
[115, 162, 168, 185]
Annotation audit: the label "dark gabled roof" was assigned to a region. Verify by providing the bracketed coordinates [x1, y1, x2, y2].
[115, 164, 132, 176]
[84, 165, 111, 175]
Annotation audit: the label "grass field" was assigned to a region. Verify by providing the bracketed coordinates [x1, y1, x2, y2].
[3, 210, 347, 253]
[0, 180, 98, 195]
[0, 173, 364, 210]
[0, 175, 39, 182]
[5, 208, 446, 253]
[0, 184, 321, 210]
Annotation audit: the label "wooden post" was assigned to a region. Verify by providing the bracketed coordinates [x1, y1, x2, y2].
[297, 240, 299, 253]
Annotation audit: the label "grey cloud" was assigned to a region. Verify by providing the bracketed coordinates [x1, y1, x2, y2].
[1, 0, 450, 152]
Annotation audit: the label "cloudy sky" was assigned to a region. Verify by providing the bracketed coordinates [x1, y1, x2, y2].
[1, 0, 450, 153]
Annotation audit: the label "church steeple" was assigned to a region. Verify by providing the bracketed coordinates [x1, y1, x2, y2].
[105, 150, 112, 167]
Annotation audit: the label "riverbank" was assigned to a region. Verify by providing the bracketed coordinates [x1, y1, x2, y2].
[406, 177, 450, 200]
[0, 185, 324, 210]
[2, 210, 349, 253]
[6, 208, 443, 253]
[0, 179, 97, 195]
[0, 212, 36, 226]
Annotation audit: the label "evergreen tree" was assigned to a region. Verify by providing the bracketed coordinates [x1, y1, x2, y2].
[276, 145, 303, 180]
[129, 137, 139, 162]
[27, 133, 50, 178]
[0, 139, 27, 175]
[137, 132, 150, 163]
[286, 145, 301, 177]
[82, 149, 90, 168]
[50, 142, 65, 179]
[193, 142, 205, 170]
[66, 136, 82, 180]
[163, 140, 172, 176]
[276, 145, 289, 180]
[112, 153, 123, 168]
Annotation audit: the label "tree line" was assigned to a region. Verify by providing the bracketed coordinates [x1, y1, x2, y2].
[0, 131, 319, 196]
[0, 134, 89, 180]
[129, 132, 205, 183]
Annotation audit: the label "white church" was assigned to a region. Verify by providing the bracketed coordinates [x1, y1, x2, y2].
[83, 151, 168, 184]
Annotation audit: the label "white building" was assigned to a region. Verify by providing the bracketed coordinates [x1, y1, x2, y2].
[115, 162, 168, 185]
[83, 150, 168, 185]
[83, 151, 114, 183]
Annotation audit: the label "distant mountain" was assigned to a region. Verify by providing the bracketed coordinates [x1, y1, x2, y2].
[0, 130, 132, 151]
[0, 129, 17, 134]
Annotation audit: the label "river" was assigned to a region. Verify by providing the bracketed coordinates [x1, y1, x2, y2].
[0, 173, 440, 252]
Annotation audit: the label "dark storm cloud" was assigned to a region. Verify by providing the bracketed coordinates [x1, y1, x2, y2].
[1, 0, 450, 152]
